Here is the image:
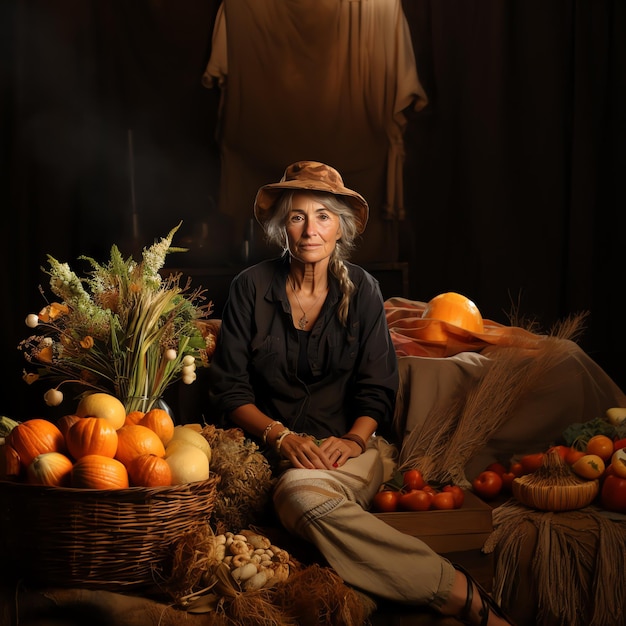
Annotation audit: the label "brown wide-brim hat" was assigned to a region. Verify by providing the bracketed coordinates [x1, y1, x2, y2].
[254, 161, 369, 234]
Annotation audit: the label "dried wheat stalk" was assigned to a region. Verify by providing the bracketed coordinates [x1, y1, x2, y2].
[398, 313, 587, 486]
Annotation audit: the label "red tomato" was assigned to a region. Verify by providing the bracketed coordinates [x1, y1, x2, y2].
[432, 491, 456, 510]
[399, 489, 432, 511]
[547, 445, 570, 461]
[372, 489, 400, 513]
[510, 462, 524, 477]
[565, 447, 586, 465]
[442, 485, 465, 508]
[520, 453, 545, 474]
[485, 462, 507, 476]
[402, 468, 425, 491]
[501, 472, 516, 491]
[422, 485, 436, 504]
[600, 474, 626, 513]
[472, 470, 503, 500]
[613, 438, 626, 453]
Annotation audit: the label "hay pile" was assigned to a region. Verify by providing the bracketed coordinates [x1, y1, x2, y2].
[201, 424, 276, 533]
[485, 500, 626, 626]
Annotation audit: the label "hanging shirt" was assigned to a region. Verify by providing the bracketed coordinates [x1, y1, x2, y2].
[203, 0, 428, 255]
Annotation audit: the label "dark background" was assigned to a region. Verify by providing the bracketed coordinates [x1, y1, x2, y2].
[2, 0, 624, 421]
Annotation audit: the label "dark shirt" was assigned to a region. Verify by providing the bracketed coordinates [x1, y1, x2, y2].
[208, 255, 398, 441]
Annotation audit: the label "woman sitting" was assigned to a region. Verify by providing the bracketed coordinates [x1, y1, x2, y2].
[208, 160, 514, 625]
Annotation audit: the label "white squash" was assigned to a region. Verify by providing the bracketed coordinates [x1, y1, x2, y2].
[169, 425, 211, 462]
[165, 443, 209, 484]
[606, 407, 626, 427]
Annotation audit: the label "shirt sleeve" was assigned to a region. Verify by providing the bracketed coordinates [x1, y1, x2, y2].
[349, 270, 399, 431]
[208, 271, 257, 418]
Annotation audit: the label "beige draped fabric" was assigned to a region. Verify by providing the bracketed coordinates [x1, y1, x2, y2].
[203, 0, 427, 261]
[394, 345, 626, 483]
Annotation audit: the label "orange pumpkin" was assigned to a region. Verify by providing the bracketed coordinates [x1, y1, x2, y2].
[7, 418, 66, 467]
[65, 416, 118, 460]
[0, 443, 22, 480]
[27, 452, 74, 486]
[127, 453, 172, 487]
[139, 408, 175, 447]
[56, 414, 82, 439]
[71, 454, 129, 489]
[124, 410, 145, 426]
[420, 292, 484, 341]
[115, 424, 166, 468]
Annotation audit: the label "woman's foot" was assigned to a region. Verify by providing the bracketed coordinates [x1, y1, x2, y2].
[439, 565, 515, 626]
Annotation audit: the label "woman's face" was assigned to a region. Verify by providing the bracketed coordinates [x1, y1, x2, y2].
[285, 192, 341, 264]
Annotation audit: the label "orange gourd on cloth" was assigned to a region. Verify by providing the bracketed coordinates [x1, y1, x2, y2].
[384, 296, 544, 358]
[71, 454, 129, 489]
[7, 418, 65, 467]
[115, 424, 165, 467]
[420, 292, 484, 341]
[65, 416, 118, 460]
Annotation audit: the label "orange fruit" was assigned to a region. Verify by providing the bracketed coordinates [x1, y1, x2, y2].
[420, 292, 484, 341]
[611, 449, 626, 478]
[139, 408, 175, 447]
[76, 393, 126, 430]
[115, 424, 166, 468]
[572, 454, 605, 479]
[585, 435, 614, 461]
[124, 410, 145, 426]
[71, 454, 129, 489]
[56, 414, 82, 439]
[127, 453, 172, 487]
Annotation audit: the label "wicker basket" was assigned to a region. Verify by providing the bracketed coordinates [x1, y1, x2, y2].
[0, 474, 219, 591]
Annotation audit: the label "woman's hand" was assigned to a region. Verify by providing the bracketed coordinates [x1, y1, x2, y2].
[279, 434, 360, 469]
[318, 436, 362, 468]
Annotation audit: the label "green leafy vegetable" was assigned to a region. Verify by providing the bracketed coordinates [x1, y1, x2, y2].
[562, 417, 626, 450]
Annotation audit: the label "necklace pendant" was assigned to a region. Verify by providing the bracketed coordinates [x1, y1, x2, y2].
[298, 315, 308, 330]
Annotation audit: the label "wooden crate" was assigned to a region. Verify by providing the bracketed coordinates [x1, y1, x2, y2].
[374, 490, 494, 589]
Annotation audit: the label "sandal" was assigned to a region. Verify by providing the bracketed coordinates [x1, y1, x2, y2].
[454, 563, 516, 626]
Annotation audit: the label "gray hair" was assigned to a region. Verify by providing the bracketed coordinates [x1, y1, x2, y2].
[262, 191, 358, 324]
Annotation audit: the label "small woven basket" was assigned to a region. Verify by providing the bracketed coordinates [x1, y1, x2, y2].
[0, 474, 219, 591]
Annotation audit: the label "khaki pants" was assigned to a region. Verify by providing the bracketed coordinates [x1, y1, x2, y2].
[272, 438, 456, 610]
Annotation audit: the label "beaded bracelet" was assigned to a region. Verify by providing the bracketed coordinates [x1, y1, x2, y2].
[261, 420, 282, 445]
[341, 433, 367, 454]
[274, 428, 293, 454]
